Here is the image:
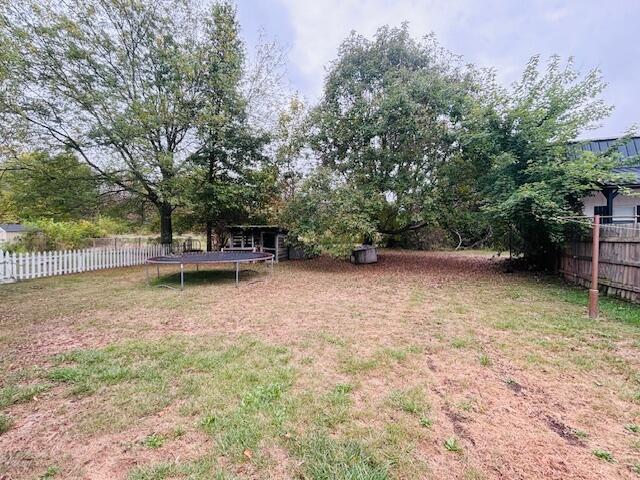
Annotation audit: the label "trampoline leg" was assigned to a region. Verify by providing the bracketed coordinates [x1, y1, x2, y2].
[180, 263, 184, 291]
[235, 262, 239, 286]
[145, 263, 150, 284]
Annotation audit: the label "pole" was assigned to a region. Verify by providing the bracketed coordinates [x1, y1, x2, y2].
[589, 214, 600, 319]
[180, 263, 184, 291]
[235, 261, 239, 286]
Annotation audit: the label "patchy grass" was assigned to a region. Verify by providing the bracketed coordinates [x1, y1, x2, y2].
[0, 413, 12, 435]
[592, 449, 614, 462]
[0, 383, 51, 408]
[1, 250, 640, 479]
[291, 431, 389, 480]
[444, 437, 463, 453]
[387, 387, 429, 416]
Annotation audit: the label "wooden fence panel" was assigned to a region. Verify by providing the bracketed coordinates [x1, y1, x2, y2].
[560, 225, 640, 303]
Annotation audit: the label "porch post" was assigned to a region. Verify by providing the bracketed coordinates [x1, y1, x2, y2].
[603, 187, 618, 224]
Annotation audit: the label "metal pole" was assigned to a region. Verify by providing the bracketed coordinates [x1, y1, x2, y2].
[235, 261, 239, 286]
[180, 263, 184, 291]
[589, 214, 600, 319]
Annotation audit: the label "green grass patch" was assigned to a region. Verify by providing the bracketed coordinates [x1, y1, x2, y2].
[0, 383, 51, 408]
[44, 337, 294, 442]
[554, 285, 640, 326]
[592, 449, 614, 462]
[338, 346, 416, 375]
[387, 387, 428, 416]
[444, 437, 462, 453]
[142, 433, 165, 449]
[291, 431, 389, 480]
[128, 457, 233, 480]
[39, 466, 60, 479]
[625, 423, 640, 433]
[0, 413, 13, 435]
[313, 383, 354, 428]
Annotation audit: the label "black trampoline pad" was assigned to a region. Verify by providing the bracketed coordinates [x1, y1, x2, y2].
[146, 251, 273, 264]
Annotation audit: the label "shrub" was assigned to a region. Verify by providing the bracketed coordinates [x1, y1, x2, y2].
[13, 218, 131, 251]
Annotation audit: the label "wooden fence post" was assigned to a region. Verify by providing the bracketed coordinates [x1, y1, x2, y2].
[589, 214, 600, 319]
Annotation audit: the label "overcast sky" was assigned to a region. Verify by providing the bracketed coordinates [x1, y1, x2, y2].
[236, 0, 638, 139]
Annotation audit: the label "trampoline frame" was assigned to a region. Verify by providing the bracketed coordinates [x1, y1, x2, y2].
[145, 251, 275, 289]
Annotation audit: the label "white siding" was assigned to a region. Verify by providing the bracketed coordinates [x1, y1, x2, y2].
[582, 188, 640, 222]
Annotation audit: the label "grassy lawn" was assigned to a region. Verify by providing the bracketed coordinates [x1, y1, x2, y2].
[1, 250, 640, 479]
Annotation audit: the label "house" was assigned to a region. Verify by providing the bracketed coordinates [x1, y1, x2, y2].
[0, 223, 29, 244]
[579, 136, 640, 224]
[225, 225, 290, 262]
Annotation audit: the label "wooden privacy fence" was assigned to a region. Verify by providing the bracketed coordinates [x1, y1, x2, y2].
[0, 244, 169, 283]
[560, 224, 640, 303]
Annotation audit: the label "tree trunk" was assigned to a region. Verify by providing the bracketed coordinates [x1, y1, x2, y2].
[159, 202, 173, 245]
[206, 219, 213, 252]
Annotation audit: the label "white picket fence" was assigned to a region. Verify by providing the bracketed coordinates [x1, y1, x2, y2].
[0, 244, 170, 283]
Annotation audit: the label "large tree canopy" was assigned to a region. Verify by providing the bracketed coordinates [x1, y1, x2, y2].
[465, 55, 624, 265]
[308, 26, 479, 236]
[284, 28, 625, 263]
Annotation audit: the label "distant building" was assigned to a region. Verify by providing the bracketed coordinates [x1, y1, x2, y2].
[579, 137, 640, 224]
[0, 223, 29, 244]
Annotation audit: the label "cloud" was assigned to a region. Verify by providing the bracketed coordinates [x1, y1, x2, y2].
[262, 0, 639, 136]
[277, 0, 471, 98]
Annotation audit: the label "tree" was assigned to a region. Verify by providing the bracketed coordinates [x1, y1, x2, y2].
[308, 26, 478, 237]
[0, 151, 99, 220]
[187, 2, 270, 251]
[273, 95, 312, 202]
[282, 26, 480, 254]
[465, 55, 624, 266]
[0, 0, 282, 244]
[281, 167, 380, 256]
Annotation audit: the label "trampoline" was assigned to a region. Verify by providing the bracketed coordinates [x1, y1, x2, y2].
[145, 251, 274, 289]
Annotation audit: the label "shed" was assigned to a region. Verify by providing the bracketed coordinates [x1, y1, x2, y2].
[225, 225, 289, 262]
[0, 224, 29, 244]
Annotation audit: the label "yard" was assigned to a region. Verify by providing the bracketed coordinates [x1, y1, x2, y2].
[1, 250, 640, 480]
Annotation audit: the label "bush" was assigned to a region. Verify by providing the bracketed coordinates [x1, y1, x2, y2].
[14, 218, 131, 251]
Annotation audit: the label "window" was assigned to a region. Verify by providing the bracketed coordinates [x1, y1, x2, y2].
[594, 206, 610, 223]
[613, 206, 635, 224]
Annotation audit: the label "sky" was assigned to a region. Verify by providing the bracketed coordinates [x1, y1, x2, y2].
[236, 0, 639, 139]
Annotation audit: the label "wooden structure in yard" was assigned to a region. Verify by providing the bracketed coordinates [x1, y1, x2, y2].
[560, 223, 640, 303]
[226, 225, 289, 263]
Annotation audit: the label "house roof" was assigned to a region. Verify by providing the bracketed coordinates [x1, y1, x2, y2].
[612, 166, 640, 185]
[0, 223, 28, 233]
[575, 136, 640, 158]
[228, 225, 288, 233]
[571, 136, 640, 187]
